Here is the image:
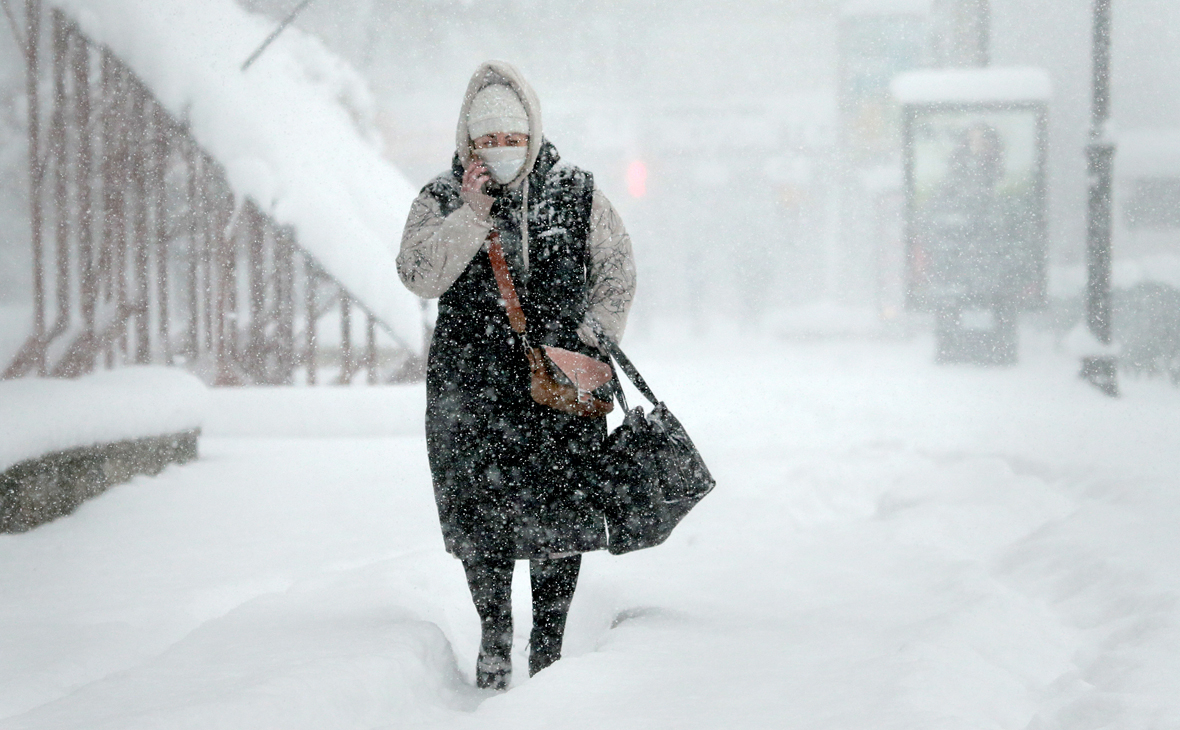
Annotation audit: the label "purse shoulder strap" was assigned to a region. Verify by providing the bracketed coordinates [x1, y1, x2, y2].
[486, 231, 527, 337]
[493, 239, 657, 409]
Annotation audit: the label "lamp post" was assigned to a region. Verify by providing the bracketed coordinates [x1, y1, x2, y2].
[1081, 0, 1118, 396]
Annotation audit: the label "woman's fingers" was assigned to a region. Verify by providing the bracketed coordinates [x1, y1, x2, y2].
[463, 160, 490, 194]
[461, 159, 494, 219]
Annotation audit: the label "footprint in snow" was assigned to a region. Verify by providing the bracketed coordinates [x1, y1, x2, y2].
[610, 606, 683, 629]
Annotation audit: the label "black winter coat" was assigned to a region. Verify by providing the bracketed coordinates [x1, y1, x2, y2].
[424, 140, 609, 560]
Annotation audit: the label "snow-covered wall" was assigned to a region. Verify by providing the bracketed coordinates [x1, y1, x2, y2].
[0, 367, 207, 473]
[49, 0, 423, 352]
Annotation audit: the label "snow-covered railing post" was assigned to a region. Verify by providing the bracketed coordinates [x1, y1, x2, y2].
[130, 88, 150, 366]
[304, 263, 320, 385]
[3, 0, 424, 386]
[46, 10, 69, 360]
[73, 12, 96, 375]
[25, 0, 46, 377]
[365, 314, 378, 385]
[98, 47, 130, 372]
[339, 294, 353, 384]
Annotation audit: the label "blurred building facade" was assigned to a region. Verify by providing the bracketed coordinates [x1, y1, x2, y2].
[241, 0, 844, 332]
[0, 0, 1176, 337]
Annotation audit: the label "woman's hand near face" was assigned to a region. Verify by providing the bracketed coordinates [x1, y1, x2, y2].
[461, 158, 494, 219]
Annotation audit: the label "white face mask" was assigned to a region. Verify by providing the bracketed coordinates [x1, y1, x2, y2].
[476, 146, 527, 184]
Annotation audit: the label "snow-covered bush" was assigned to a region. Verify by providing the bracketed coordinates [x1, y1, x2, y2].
[1038, 283, 1180, 387]
[1115, 282, 1180, 385]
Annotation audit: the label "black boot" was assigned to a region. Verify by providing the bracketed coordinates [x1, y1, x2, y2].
[528, 628, 561, 677]
[462, 556, 515, 690]
[528, 555, 581, 677]
[476, 636, 512, 690]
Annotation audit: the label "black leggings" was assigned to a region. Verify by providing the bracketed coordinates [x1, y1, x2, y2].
[462, 554, 581, 677]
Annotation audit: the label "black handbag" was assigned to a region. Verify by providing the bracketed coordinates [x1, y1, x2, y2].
[593, 333, 716, 555]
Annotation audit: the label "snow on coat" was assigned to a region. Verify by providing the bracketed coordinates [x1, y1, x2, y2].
[396, 61, 637, 560]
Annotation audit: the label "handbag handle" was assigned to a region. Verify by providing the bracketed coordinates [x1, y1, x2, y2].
[592, 323, 660, 409]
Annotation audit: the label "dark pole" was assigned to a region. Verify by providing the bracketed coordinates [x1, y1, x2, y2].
[241, 0, 316, 72]
[1081, 0, 1118, 396]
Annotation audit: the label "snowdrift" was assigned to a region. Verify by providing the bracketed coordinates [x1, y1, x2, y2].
[0, 366, 207, 473]
[48, 0, 423, 351]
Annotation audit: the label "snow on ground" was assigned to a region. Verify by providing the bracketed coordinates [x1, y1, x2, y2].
[203, 384, 423, 439]
[2, 329, 1180, 729]
[0, 367, 207, 472]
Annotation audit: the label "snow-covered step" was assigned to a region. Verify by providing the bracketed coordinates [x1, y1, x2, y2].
[0, 367, 207, 532]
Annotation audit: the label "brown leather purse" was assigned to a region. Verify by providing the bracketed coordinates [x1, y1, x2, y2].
[487, 231, 614, 418]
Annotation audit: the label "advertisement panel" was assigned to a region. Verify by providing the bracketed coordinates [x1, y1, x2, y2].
[905, 105, 1047, 313]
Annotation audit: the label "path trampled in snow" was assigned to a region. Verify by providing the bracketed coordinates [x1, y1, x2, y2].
[2, 333, 1179, 729]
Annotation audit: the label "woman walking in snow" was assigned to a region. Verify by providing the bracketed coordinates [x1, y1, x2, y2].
[396, 61, 636, 690]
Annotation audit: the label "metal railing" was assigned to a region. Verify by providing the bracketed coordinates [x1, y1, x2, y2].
[3, 3, 420, 385]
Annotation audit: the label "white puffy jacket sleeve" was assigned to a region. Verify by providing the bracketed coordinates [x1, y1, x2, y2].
[397, 193, 491, 299]
[578, 188, 637, 348]
[397, 185, 636, 346]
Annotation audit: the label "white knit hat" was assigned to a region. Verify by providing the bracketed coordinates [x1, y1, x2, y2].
[467, 84, 529, 139]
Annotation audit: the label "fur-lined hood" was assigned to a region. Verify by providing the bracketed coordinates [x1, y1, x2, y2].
[454, 61, 543, 188]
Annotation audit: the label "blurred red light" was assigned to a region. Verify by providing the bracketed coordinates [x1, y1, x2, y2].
[626, 160, 647, 198]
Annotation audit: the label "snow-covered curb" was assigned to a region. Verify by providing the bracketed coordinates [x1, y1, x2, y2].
[49, 0, 423, 352]
[0, 367, 208, 474]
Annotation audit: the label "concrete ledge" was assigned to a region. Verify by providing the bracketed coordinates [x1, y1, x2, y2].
[0, 430, 199, 533]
